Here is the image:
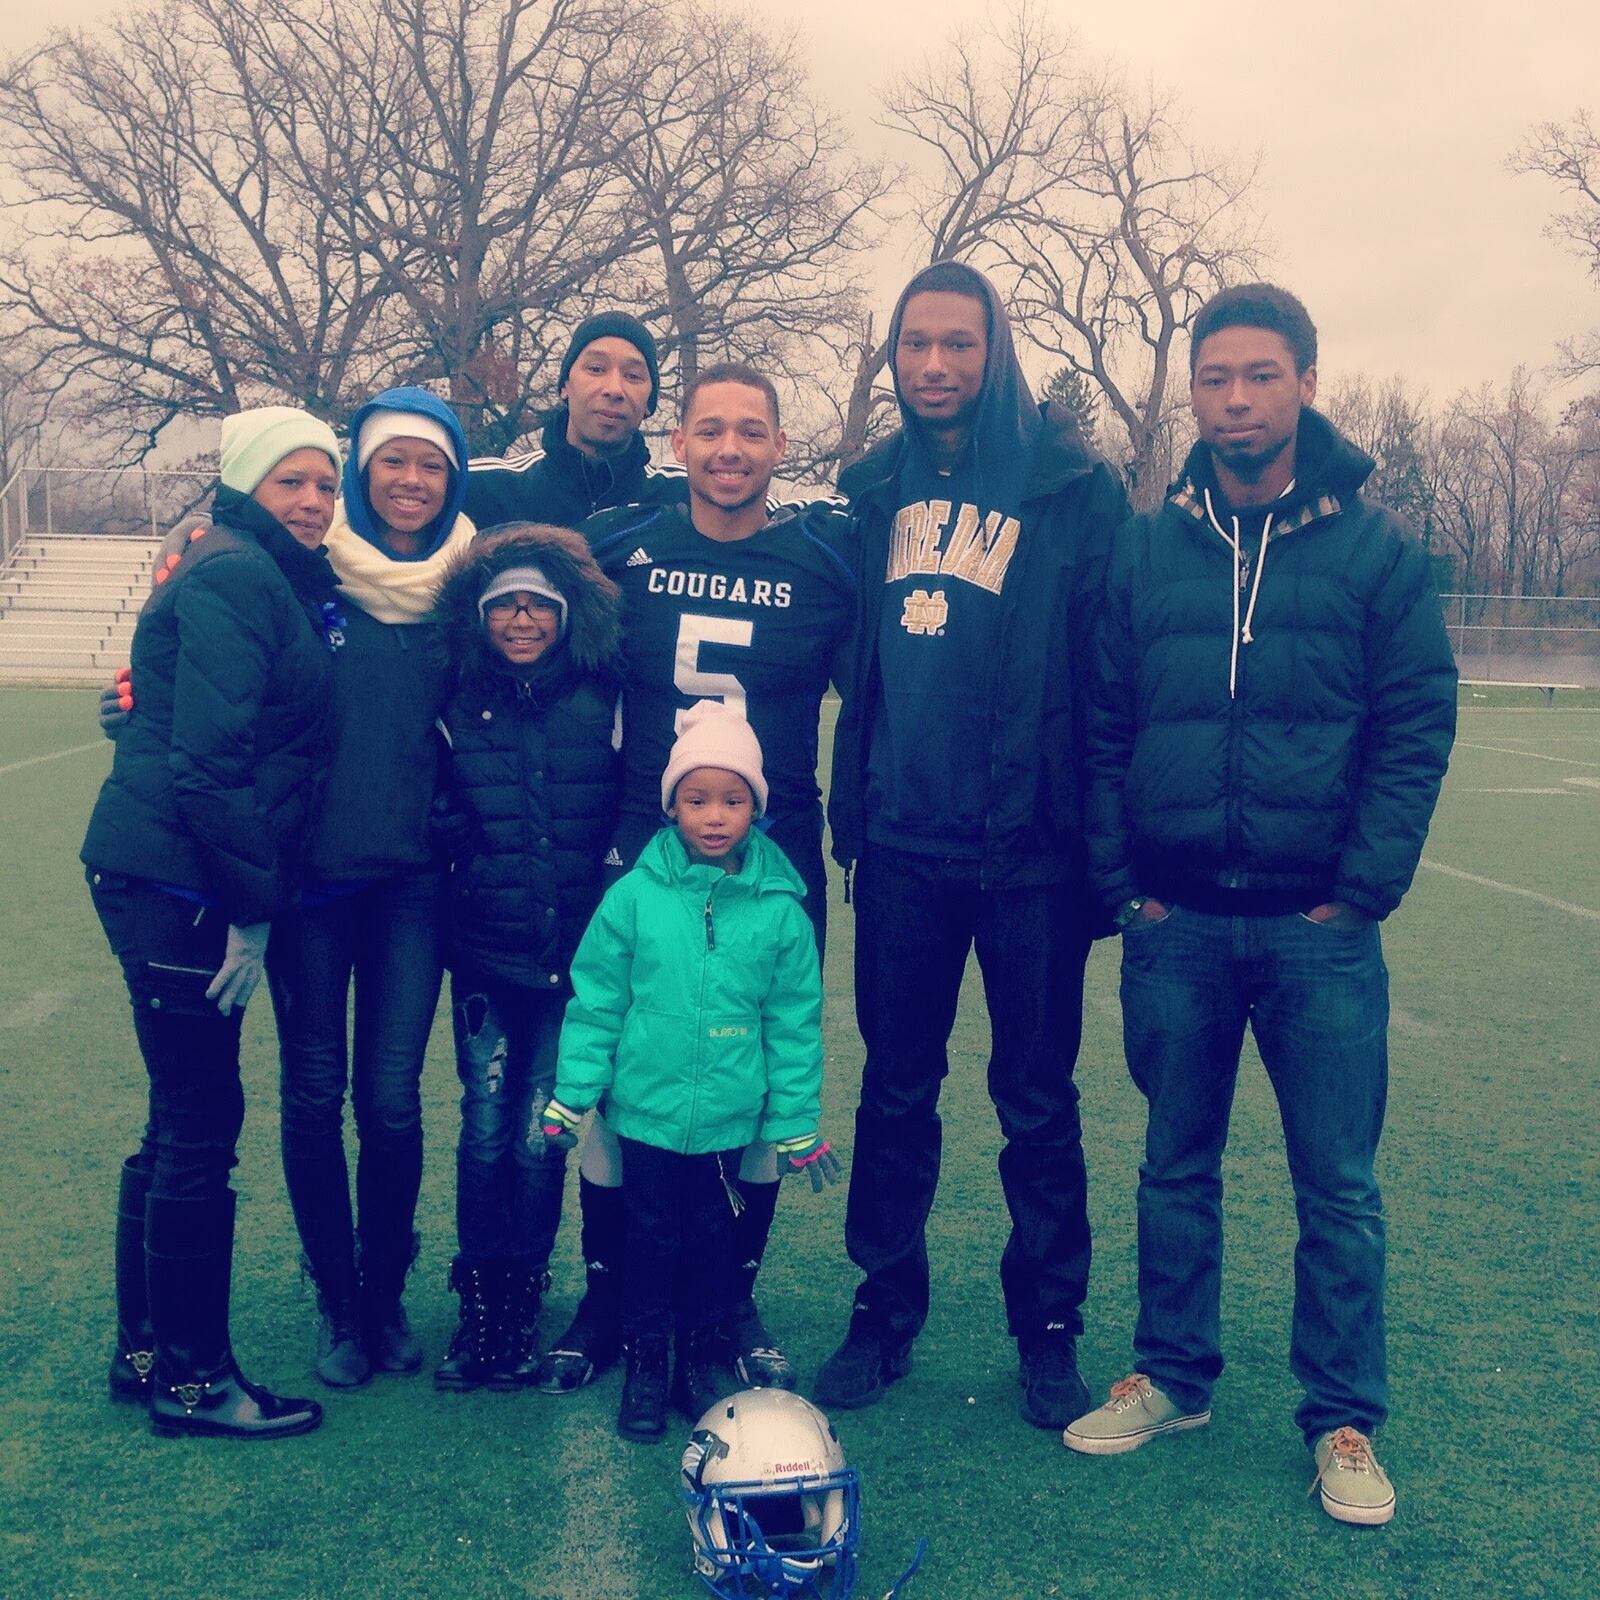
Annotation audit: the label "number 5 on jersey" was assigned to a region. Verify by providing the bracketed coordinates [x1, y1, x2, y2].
[674, 613, 753, 732]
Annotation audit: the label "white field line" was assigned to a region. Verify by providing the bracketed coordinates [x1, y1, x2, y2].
[0, 740, 105, 777]
[1455, 741, 1600, 767]
[1418, 860, 1600, 923]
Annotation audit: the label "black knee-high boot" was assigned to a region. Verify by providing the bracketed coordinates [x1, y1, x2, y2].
[109, 1159, 156, 1403]
[730, 1178, 795, 1390]
[146, 1190, 322, 1440]
[531, 1176, 624, 1393]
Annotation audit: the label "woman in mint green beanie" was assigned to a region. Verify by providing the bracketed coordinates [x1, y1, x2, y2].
[84, 405, 345, 1441]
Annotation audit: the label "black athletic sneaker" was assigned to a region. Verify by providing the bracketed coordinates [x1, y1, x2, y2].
[531, 1303, 621, 1394]
[731, 1299, 797, 1391]
[617, 1334, 670, 1442]
[672, 1324, 740, 1420]
[814, 1322, 912, 1410]
[1017, 1329, 1090, 1430]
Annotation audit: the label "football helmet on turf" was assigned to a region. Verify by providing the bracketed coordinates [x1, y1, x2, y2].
[682, 1389, 860, 1598]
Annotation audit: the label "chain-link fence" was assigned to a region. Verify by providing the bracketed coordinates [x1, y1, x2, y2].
[1443, 594, 1600, 688]
[1, 466, 214, 565]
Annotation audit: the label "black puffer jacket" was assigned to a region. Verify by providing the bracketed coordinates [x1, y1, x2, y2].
[81, 488, 338, 924]
[432, 523, 624, 990]
[1083, 409, 1458, 921]
[829, 402, 1127, 896]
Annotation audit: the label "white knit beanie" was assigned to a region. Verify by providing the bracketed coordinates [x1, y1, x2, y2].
[661, 700, 768, 816]
[356, 409, 459, 472]
[477, 565, 568, 637]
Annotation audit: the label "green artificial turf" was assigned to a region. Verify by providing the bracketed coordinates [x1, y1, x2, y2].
[1, 686, 1596, 1598]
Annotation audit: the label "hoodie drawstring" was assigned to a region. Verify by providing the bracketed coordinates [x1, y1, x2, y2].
[1202, 486, 1285, 700]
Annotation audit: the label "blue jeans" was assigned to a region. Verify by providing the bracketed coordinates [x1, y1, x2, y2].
[450, 973, 566, 1269]
[1120, 906, 1390, 1444]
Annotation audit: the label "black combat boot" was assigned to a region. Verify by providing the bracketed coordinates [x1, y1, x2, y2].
[433, 1258, 497, 1393]
[616, 1331, 671, 1442]
[489, 1262, 547, 1391]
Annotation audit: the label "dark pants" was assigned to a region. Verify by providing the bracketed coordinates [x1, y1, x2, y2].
[844, 845, 1094, 1344]
[612, 803, 828, 956]
[89, 870, 244, 1204]
[1120, 906, 1390, 1444]
[450, 972, 566, 1269]
[617, 1137, 741, 1340]
[270, 871, 443, 1300]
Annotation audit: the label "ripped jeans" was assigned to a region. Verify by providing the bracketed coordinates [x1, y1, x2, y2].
[449, 971, 567, 1268]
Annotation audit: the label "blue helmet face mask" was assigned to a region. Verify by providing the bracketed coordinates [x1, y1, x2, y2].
[683, 1391, 861, 1599]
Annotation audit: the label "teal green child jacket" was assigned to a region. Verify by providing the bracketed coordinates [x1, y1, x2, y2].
[555, 827, 823, 1155]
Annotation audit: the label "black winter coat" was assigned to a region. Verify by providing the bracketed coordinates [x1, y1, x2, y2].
[81, 488, 338, 924]
[465, 408, 680, 533]
[302, 602, 448, 884]
[431, 524, 624, 991]
[829, 402, 1128, 896]
[1083, 410, 1458, 921]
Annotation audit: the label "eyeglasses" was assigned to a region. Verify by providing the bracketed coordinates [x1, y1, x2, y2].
[485, 595, 560, 621]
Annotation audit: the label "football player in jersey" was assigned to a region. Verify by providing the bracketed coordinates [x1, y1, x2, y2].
[465, 313, 678, 531]
[532, 361, 856, 1405]
[817, 261, 1129, 1432]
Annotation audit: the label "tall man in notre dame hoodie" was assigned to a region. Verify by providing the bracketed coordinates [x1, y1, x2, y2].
[819, 261, 1127, 1430]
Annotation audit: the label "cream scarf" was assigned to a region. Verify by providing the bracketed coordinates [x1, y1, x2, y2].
[322, 507, 477, 623]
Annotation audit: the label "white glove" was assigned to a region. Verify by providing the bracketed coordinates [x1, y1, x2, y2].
[205, 922, 271, 1016]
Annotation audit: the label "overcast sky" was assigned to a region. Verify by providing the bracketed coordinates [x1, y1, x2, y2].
[10, 0, 1600, 408]
[770, 0, 1600, 402]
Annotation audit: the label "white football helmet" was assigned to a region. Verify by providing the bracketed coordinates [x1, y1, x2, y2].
[682, 1389, 861, 1598]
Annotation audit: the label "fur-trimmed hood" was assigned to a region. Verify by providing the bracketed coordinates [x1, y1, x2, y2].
[433, 521, 623, 691]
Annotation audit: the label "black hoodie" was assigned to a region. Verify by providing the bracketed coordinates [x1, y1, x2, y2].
[431, 524, 624, 989]
[831, 265, 1129, 893]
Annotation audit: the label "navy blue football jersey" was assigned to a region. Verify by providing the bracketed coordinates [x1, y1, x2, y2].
[583, 501, 856, 826]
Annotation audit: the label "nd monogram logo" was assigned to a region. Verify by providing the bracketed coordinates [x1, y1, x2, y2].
[900, 588, 948, 636]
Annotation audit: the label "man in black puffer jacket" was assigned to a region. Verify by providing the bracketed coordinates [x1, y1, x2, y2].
[427, 522, 623, 1391]
[1068, 284, 1456, 1530]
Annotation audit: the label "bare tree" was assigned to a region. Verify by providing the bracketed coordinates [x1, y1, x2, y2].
[248, 0, 663, 453]
[1511, 110, 1600, 378]
[0, 0, 395, 456]
[828, 4, 1090, 469]
[833, 5, 1261, 494]
[1000, 84, 1263, 506]
[1320, 373, 1434, 534]
[599, 4, 888, 406]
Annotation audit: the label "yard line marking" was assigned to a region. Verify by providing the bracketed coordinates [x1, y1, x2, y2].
[0, 740, 105, 777]
[1456, 741, 1600, 767]
[1464, 787, 1572, 794]
[1418, 860, 1600, 923]
[1565, 777, 1600, 791]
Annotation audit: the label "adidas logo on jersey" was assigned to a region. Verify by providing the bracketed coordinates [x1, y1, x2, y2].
[625, 547, 652, 567]
[604, 846, 625, 866]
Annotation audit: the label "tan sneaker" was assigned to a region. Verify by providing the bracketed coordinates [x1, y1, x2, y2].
[1062, 1372, 1211, 1456]
[1310, 1427, 1395, 1526]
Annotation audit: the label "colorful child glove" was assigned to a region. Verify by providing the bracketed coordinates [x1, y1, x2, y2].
[540, 1097, 584, 1152]
[204, 922, 270, 1016]
[776, 1132, 843, 1193]
[99, 667, 134, 739]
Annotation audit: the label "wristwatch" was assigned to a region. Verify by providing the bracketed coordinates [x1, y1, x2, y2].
[1113, 896, 1149, 931]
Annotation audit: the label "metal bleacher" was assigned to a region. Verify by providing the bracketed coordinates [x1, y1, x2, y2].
[0, 534, 158, 683]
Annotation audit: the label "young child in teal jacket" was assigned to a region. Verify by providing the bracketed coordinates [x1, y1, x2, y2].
[541, 700, 840, 1442]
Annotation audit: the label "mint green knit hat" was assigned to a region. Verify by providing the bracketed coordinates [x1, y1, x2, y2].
[218, 406, 342, 495]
